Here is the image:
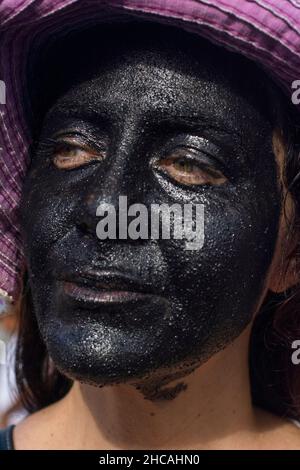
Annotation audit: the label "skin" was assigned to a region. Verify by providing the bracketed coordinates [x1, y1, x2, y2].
[14, 25, 300, 448]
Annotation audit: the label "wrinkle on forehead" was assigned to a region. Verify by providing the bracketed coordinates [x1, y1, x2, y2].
[43, 50, 273, 162]
[30, 22, 277, 136]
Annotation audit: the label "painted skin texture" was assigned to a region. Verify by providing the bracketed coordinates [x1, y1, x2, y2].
[21, 25, 282, 401]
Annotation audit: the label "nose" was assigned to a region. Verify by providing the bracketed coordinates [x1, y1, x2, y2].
[75, 135, 147, 238]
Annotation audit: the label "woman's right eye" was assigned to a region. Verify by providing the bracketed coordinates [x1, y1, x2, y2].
[52, 139, 106, 170]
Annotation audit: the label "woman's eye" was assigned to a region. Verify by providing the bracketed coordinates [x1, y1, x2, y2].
[155, 151, 227, 186]
[52, 141, 105, 170]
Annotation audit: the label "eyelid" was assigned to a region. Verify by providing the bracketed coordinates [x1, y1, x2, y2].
[50, 126, 108, 148]
[151, 145, 228, 188]
[161, 145, 227, 174]
[55, 139, 91, 154]
[51, 135, 107, 170]
[54, 135, 105, 152]
[162, 132, 230, 164]
[161, 154, 225, 178]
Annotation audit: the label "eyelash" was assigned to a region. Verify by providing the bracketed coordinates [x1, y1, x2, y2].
[161, 147, 227, 175]
[36, 136, 228, 188]
[171, 151, 221, 173]
[37, 137, 104, 168]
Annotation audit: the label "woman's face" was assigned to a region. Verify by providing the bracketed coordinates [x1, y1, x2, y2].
[21, 29, 282, 397]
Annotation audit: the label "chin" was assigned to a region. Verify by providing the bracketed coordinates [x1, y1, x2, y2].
[39, 309, 251, 398]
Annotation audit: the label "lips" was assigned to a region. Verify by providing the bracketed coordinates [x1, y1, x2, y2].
[59, 269, 154, 306]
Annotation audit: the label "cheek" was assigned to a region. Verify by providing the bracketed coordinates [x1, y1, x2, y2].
[162, 189, 281, 315]
[21, 175, 79, 266]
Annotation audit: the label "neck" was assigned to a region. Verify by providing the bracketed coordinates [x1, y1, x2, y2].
[59, 324, 256, 449]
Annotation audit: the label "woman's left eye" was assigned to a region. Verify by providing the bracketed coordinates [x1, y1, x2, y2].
[52, 139, 105, 170]
[154, 149, 227, 186]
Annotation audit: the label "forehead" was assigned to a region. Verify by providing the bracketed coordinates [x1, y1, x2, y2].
[43, 27, 272, 139]
[61, 48, 235, 110]
[56, 54, 234, 129]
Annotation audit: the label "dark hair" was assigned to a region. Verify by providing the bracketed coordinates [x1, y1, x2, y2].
[250, 95, 300, 419]
[15, 22, 300, 418]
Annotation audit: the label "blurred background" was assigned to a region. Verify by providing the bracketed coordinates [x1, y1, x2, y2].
[0, 307, 26, 428]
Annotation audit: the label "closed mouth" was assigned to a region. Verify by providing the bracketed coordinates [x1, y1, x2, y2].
[59, 269, 154, 305]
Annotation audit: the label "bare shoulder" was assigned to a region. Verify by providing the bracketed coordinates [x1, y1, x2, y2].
[254, 407, 300, 450]
[13, 399, 67, 450]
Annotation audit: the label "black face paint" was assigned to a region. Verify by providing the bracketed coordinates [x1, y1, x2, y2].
[21, 25, 282, 400]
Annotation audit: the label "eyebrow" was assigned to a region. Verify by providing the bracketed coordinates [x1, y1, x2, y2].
[155, 112, 246, 159]
[49, 102, 242, 137]
[157, 113, 242, 139]
[40, 107, 256, 178]
[47, 102, 113, 124]
[45, 101, 248, 166]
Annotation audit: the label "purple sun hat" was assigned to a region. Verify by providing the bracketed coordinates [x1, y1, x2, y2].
[0, 0, 300, 312]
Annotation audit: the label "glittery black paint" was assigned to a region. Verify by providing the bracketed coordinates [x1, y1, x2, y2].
[21, 25, 282, 400]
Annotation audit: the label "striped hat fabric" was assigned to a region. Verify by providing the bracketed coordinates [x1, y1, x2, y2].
[0, 0, 300, 311]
